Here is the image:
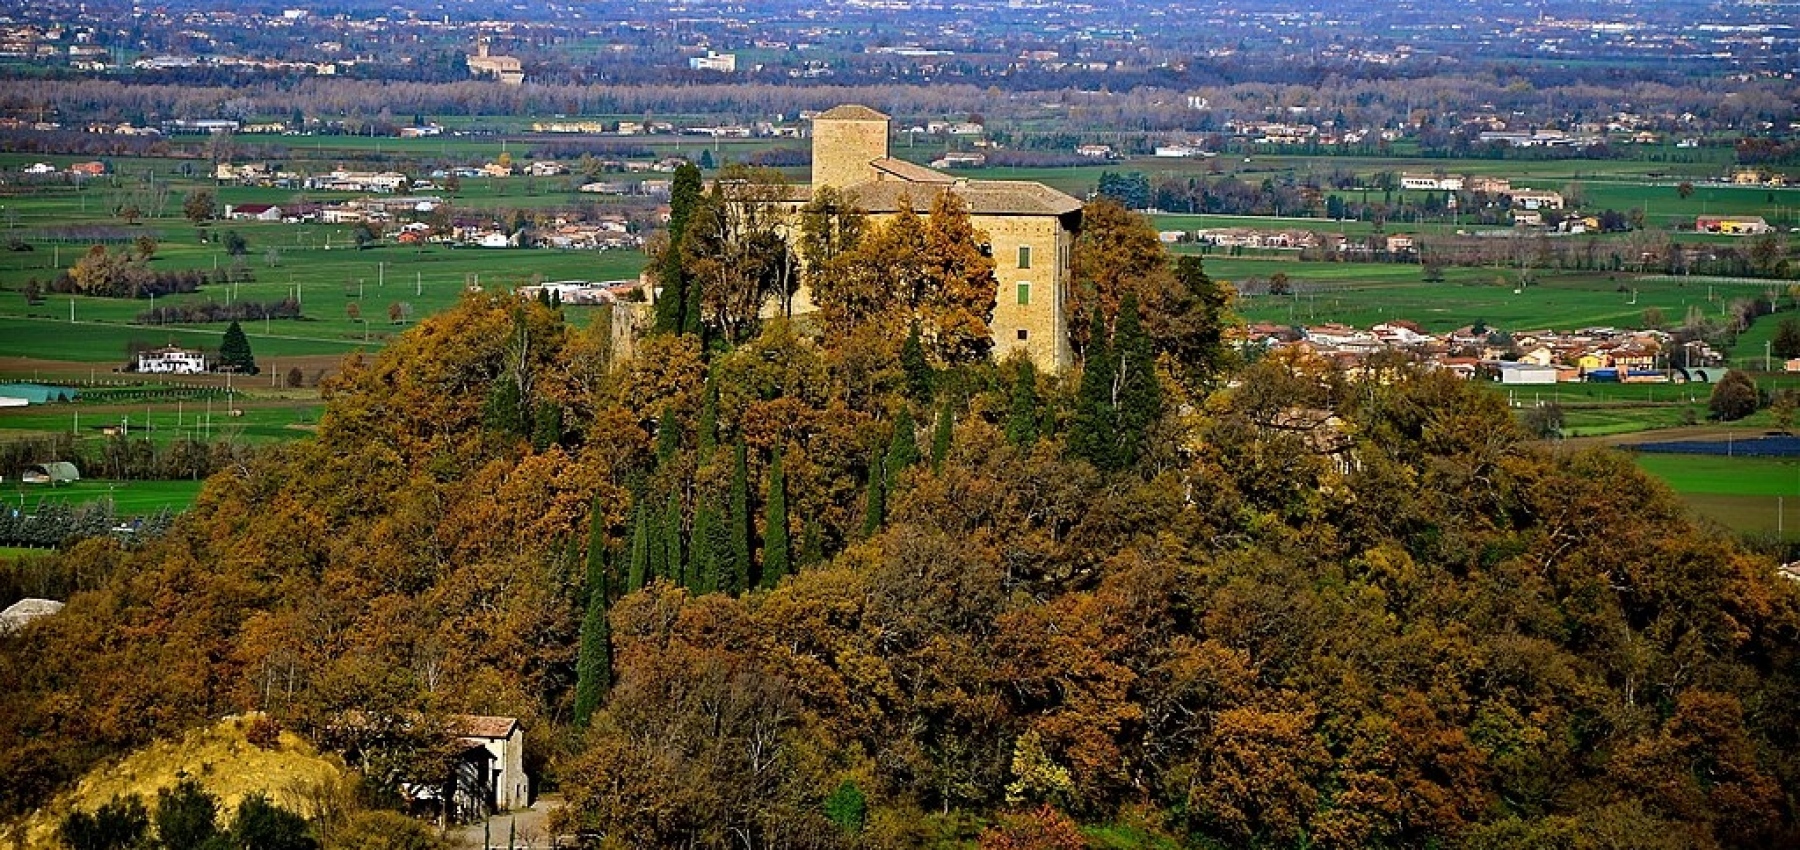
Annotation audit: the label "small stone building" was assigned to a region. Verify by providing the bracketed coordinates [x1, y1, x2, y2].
[449, 715, 529, 813]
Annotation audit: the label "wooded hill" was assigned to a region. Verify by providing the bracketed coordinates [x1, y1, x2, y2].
[3, 198, 1799, 849]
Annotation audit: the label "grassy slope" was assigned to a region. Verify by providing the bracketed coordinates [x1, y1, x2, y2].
[9, 715, 354, 850]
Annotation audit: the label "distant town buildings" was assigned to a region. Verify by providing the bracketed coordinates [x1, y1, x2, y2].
[1697, 215, 1774, 235]
[688, 51, 736, 72]
[467, 37, 523, 84]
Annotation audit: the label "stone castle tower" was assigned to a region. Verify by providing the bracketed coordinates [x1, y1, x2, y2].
[811, 105, 891, 190]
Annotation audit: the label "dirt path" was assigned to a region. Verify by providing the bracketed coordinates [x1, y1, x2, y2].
[447, 794, 564, 850]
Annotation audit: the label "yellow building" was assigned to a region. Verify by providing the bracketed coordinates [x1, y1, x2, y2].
[804, 105, 1082, 372]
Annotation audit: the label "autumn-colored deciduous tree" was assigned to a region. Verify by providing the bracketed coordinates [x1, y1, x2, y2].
[683, 167, 800, 344]
[812, 191, 997, 366]
[183, 189, 216, 226]
[977, 806, 1086, 850]
[1069, 197, 1172, 356]
[1709, 369, 1760, 421]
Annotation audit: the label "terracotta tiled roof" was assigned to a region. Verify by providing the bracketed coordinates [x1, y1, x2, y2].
[816, 104, 889, 121]
[870, 157, 953, 184]
[845, 178, 1081, 217]
[448, 714, 519, 739]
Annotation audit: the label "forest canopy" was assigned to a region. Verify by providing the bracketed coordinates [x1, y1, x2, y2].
[2, 202, 1799, 850]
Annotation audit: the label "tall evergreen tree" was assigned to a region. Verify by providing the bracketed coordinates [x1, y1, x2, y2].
[682, 268, 704, 339]
[574, 499, 612, 726]
[688, 499, 719, 596]
[661, 491, 684, 586]
[931, 403, 954, 472]
[886, 407, 920, 474]
[653, 162, 705, 335]
[1070, 307, 1117, 469]
[646, 491, 671, 584]
[1006, 359, 1040, 448]
[861, 458, 886, 539]
[727, 441, 752, 594]
[901, 321, 933, 403]
[1112, 291, 1162, 469]
[627, 501, 650, 591]
[218, 320, 257, 374]
[531, 399, 562, 451]
[761, 450, 790, 588]
[654, 404, 680, 464]
[483, 376, 525, 438]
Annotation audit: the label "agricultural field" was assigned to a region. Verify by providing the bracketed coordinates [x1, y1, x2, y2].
[1, 479, 205, 516]
[1629, 451, 1800, 538]
[1220, 259, 1763, 335]
[0, 397, 322, 445]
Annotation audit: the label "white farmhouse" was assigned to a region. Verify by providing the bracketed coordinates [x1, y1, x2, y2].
[450, 715, 529, 811]
[137, 347, 208, 374]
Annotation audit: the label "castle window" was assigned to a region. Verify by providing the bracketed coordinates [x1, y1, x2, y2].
[1016, 282, 1031, 306]
[1017, 329, 1029, 341]
[1017, 245, 1032, 269]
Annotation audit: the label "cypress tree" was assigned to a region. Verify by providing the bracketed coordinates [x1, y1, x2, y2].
[886, 407, 919, 474]
[688, 500, 718, 596]
[627, 500, 650, 591]
[727, 440, 752, 594]
[531, 399, 562, 451]
[1006, 358, 1040, 448]
[761, 450, 789, 589]
[573, 499, 611, 726]
[662, 490, 684, 587]
[900, 321, 933, 403]
[931, 403, 954, 472]
[682, 268, 704, 338]
[1071, 306, 1116, 469]
[861, 458, 886, 538]
[654, 404, 680, 464]
[484, 377, 525, 438]
[653, 162, 705, 335]
[652, 255, 685, 334]
[1113, 291, 1162, 469]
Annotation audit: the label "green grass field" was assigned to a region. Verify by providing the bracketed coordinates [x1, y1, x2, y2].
[1227, 264, 1732, 334]
[1632, 453, 1800, 496]
[1621, 452, 1800, 537]
[0, 399, 322, 444]
[2, 479, 205, 515]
